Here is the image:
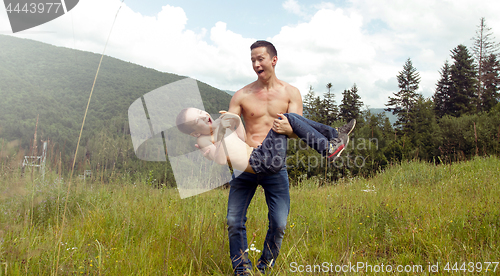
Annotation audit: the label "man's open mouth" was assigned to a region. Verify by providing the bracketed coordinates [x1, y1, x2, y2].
[257, 70, 264, 74]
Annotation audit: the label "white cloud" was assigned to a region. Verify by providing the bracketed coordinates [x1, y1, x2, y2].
[2, 0, 500, 108]
[282, 0, 307, 18]
[271, 7, 383, 103]
[2, 1, 255, 90]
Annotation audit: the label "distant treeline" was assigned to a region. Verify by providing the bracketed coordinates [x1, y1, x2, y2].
[289, 18, 500, 184]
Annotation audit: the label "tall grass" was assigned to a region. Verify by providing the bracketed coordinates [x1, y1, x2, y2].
[0, 156, 499, 275]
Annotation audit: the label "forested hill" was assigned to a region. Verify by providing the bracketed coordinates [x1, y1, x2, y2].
[0, 35, 231, 152]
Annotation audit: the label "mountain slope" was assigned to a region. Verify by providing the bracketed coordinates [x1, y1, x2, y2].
[0, 35, 231, 152]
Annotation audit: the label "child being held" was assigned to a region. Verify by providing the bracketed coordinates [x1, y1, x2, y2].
[175, 108, 355, 175]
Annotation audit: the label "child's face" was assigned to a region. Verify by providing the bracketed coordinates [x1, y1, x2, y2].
[185, 108, 213, 136]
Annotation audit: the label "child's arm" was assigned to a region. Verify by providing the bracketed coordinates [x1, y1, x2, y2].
[196, 136, 217, 161]
[197, 135, 229, 165]
[219, 111, 246, 141]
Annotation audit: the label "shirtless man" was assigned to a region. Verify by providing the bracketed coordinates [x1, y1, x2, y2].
[226, 40, 303, 275]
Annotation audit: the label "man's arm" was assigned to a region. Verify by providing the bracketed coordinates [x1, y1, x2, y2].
[227, 90, 246, 141]
[273, 86, 303, 137]
[228, 90, 243, 115]
[288, 86, 303, 115]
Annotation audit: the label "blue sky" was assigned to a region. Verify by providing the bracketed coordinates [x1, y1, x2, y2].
[125, 0, 350, 39]
[2, 0, 500, 108]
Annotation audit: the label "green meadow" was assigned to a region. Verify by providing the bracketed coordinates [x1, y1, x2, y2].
[1, 156, 499, 275]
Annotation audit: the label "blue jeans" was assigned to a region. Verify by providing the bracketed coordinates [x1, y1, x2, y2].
[248, 113, 338, 175]
[227, 167, 290, 274]
[284, 113, 338, 155]
[227, 114, 338, 274]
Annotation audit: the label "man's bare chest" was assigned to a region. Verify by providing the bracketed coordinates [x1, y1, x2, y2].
[241, 92, 290, 118]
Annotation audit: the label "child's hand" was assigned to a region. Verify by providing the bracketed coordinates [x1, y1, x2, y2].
[219, 113, 240, 129]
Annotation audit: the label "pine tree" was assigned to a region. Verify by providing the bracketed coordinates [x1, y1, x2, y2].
[303, 85, 315, 118]
[471, 17, 500, 108]
[303, 85, 322, 122]
[339, 83, 363, 122]
[408, 95, 438, 159]
[385, 58, 421, 131]
[320, 83, 338, 125]
[449, 44, 477, 116]
[481, 54, 500, 111]
[433, 60, 452, 118]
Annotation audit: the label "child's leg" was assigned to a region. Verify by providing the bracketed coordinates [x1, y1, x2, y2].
[285, 113, 338, 140]
[221, 129, 255, 173]
[219, 113, 288, 175]
[283, 113, 340, 157]
[248, 130, 288, 175]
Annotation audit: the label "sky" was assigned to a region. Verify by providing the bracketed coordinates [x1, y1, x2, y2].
[1, 0, 500, 108]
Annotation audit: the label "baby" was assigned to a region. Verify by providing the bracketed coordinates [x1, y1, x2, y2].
[176, 108, 355, 175]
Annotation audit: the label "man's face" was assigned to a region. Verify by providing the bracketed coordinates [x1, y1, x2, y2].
[251, 47, 277, 79]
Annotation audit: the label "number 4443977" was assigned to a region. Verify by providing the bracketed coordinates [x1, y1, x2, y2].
[443, 262, 498, 273]
[5, 3, 62, 14]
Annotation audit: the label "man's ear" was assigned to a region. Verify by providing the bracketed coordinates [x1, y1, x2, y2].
[190, 132, 201, 138]
[272, 55, 278, 67]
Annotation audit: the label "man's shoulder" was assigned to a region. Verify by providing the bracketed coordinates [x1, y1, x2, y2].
[279, 79, 298, 91]
[277, 79, 301, 97]
[236, 81, 257, 94]
[232, 82, 257, 100]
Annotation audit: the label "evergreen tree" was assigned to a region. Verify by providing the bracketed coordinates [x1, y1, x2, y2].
[303, 85, 322, 122]
[471, 17, 500, 107]
[481, 54, 500, 111]
[449, 44, 477, 116]
[320, 82, 338, 125]
[408, 95, 439, 159]
[304, 84, 338, 125]
[385, 58, 421, 131]
[303, 85, 316, 118]
[339, 83, 363, 122]
[433, 60, 452, 118]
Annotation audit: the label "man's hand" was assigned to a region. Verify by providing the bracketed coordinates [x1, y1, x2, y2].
[272, 113, 294, 136]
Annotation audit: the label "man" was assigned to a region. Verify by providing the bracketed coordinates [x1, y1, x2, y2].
[226, 40, 303, 275]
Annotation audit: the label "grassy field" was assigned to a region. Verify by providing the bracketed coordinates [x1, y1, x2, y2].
[0, 156, 499, 275]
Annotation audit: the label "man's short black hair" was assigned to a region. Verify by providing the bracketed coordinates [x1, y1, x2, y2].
[250, 40, 277, 58]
